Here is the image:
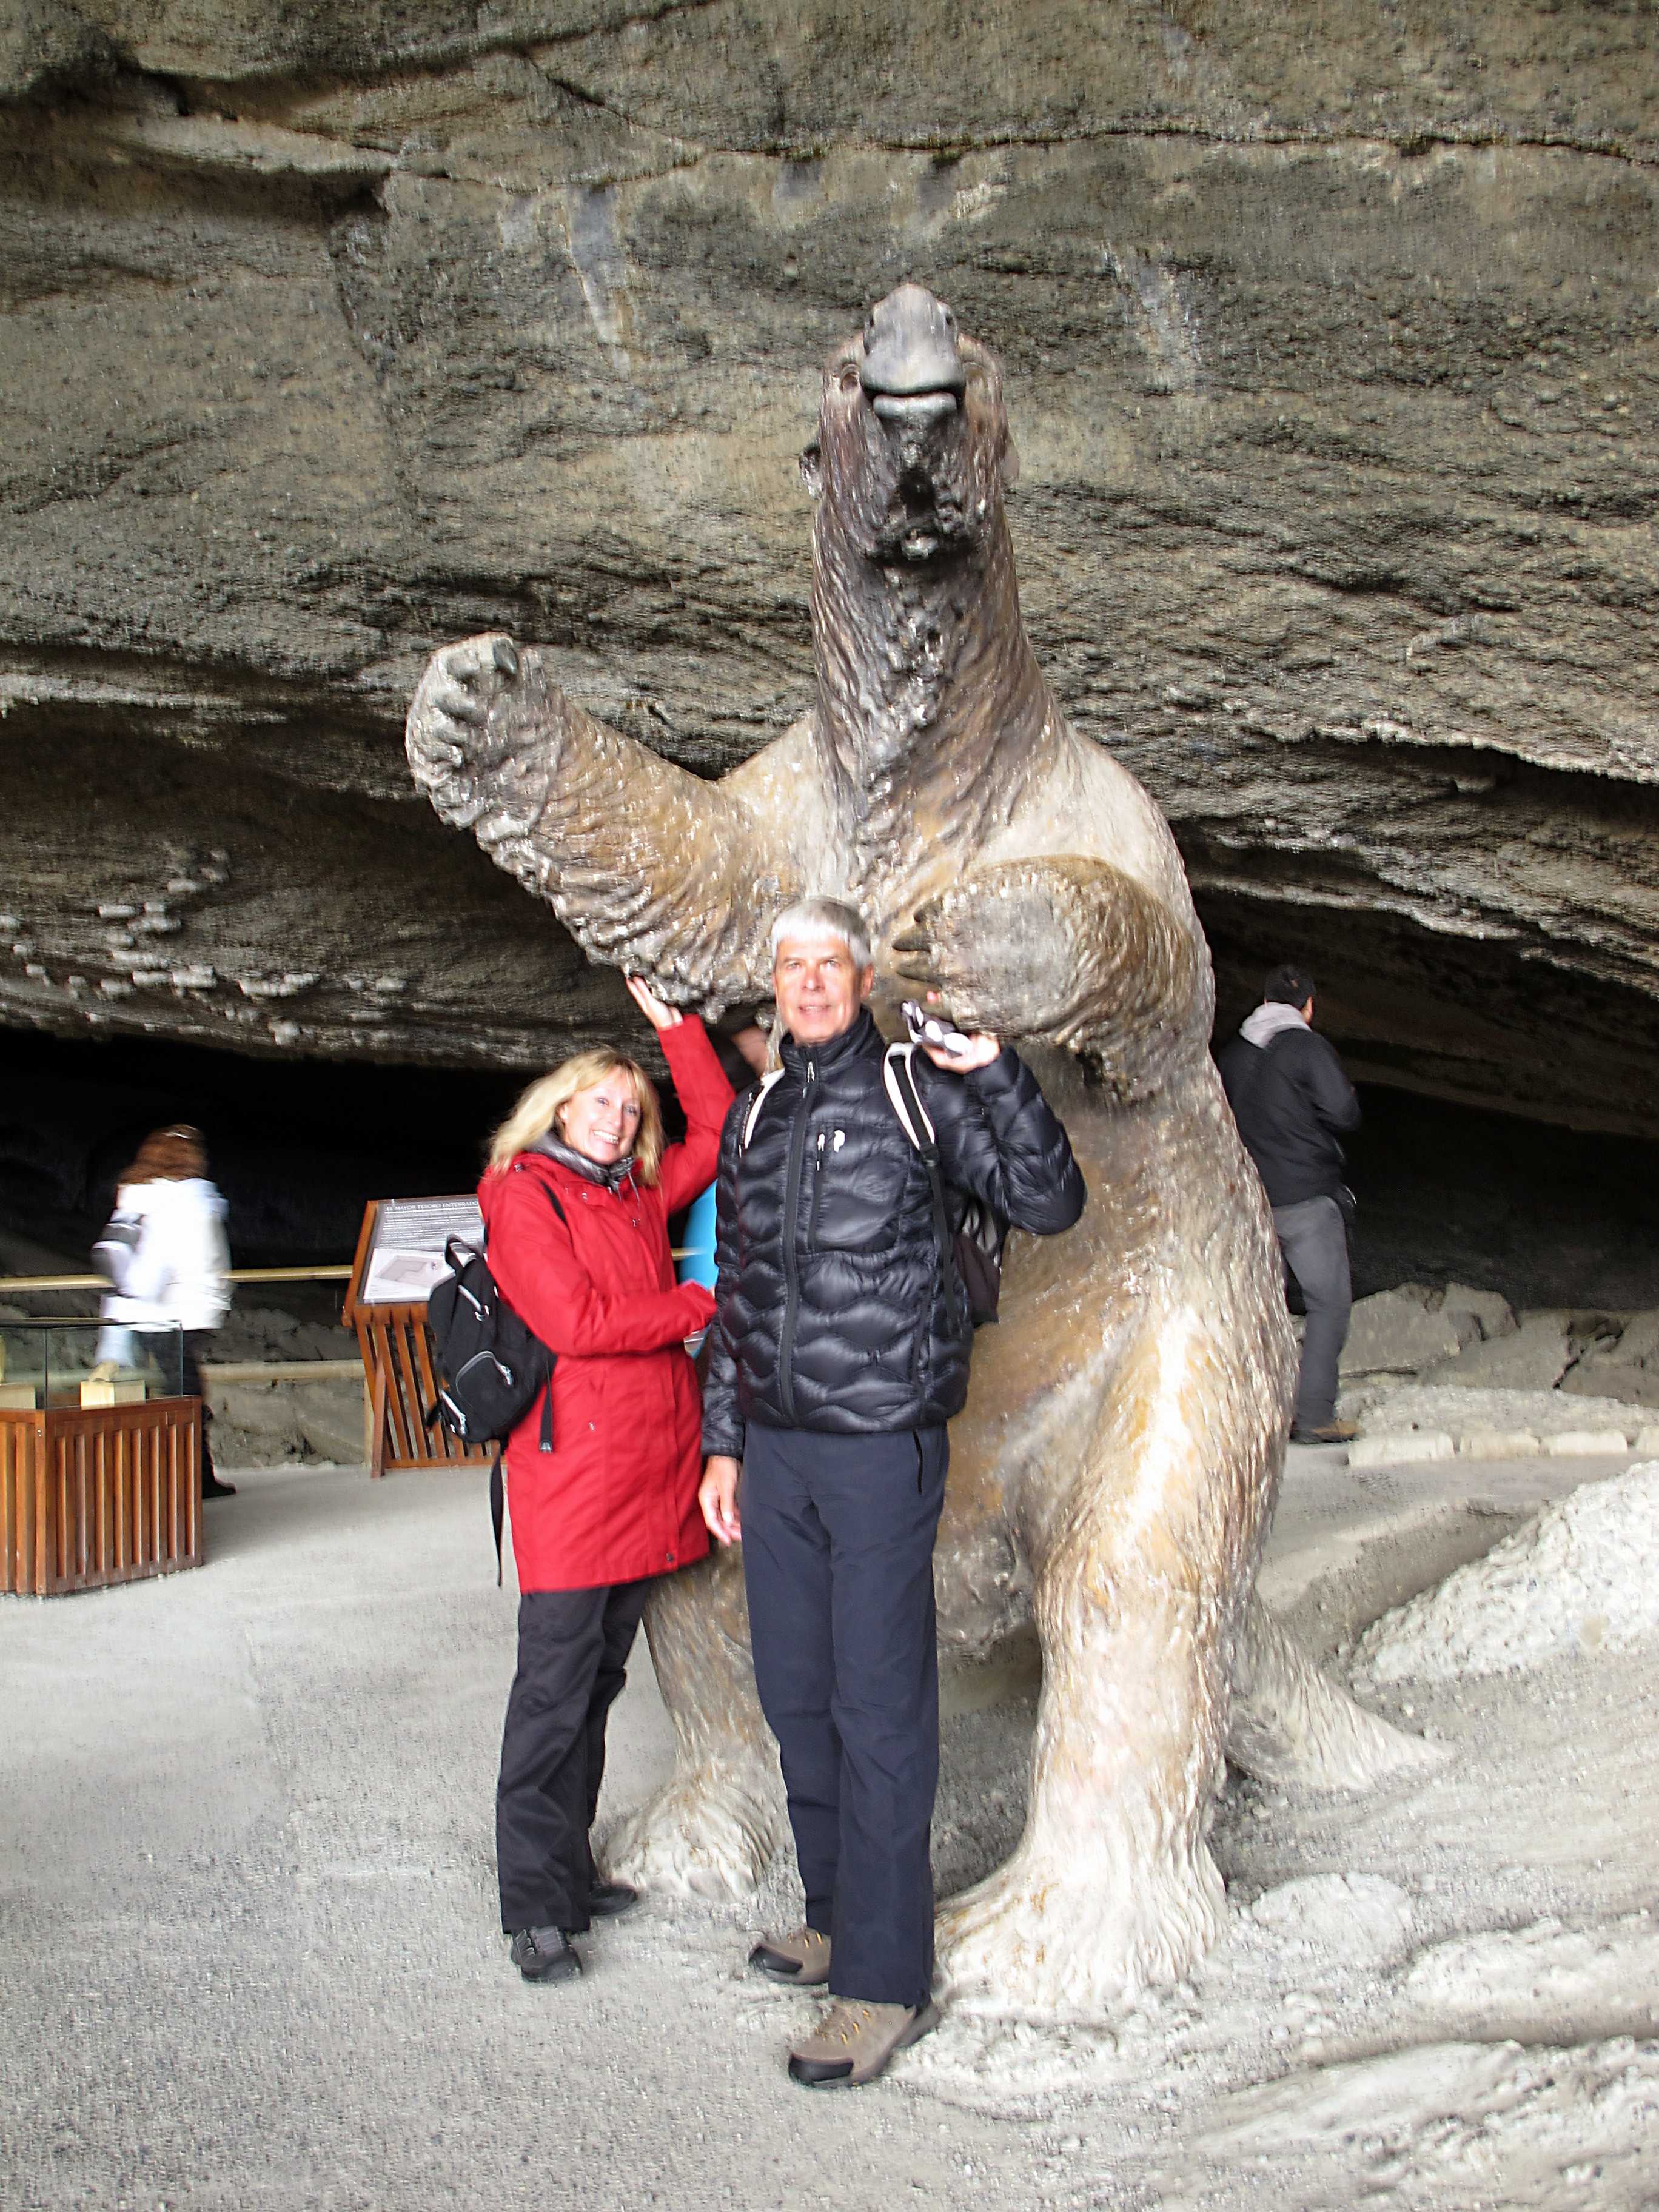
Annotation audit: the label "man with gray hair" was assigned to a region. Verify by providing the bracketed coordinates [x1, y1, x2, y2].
[699, 896, 1085, 2086]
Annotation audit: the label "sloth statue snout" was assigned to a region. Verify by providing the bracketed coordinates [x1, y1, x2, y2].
[805, 283, 1017, 565]
[861, 280, 967, 426]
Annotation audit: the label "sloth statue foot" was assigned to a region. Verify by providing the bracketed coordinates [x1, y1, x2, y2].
[937, 1837, 1227, 2020]
[605, 1761, 785, 1903]
[1227, 1595, 1447, 1791]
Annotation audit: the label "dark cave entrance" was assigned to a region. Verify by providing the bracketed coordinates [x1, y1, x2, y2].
[5, 1023, 1659, 1315]
[0, 1028, 521, 1291]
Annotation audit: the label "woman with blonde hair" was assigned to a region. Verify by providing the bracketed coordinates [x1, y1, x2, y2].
[479, 974, 734, 1986]
[95, 1123, 236, 1498]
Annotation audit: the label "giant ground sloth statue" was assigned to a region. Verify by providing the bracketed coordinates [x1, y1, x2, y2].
[407, 285, 1430, 2016]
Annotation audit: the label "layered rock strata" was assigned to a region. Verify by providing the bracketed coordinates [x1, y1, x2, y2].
[1, 5, 1655, 1122]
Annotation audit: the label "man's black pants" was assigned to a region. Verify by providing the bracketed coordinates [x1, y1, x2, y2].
[1273, 1193, 1353, 1429]
[741, 1423, 949, 2011]
[495, 1579, 650, 1934]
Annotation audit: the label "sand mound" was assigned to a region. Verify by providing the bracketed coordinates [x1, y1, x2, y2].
[1355, 1461, 1659, 1684]
[1181, 2037, 1659, 2212]
[1404, 1914, 1659, 2043]
[1247, 1874, 1417, 1967]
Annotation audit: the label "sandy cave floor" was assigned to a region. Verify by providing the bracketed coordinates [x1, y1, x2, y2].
[2, 1450, 1656, 2212]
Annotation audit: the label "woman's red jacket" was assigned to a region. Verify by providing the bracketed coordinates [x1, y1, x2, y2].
[477, 1018, 731, 1593]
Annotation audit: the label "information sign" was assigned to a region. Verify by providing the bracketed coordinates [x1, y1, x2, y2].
[357, 1195, 483, 1307]
[343, 1198, 489, 1478]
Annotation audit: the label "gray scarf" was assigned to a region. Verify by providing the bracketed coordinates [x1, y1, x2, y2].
[1239, 1001, 1309, 1049]
[530, 1133, 638, 1195]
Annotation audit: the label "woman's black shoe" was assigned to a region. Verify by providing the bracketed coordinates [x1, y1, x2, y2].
[587, 1880, 640, 1919]
[510, 1928, 582, 1982]
[202, 1474, 238, 1498]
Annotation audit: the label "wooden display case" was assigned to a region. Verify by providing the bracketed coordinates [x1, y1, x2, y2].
[1, 1396, 201, 1597]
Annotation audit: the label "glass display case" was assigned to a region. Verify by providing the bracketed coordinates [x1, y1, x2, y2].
[1, 1318, 202, 1597]
[0, 1319, 186, 1412]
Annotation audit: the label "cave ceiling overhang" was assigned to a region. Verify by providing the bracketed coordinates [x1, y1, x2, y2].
[1, 4, 1655, 1130]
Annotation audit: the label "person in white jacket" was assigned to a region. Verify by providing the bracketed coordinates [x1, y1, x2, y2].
[96, 1125, 236, 1498]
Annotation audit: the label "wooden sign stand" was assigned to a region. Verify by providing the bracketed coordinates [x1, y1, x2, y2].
[342, 1199, 490, 1479]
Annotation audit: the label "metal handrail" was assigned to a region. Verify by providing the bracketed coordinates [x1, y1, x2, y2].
[203, 1359, 363, 1384]
[0, 1265, 354, 1293]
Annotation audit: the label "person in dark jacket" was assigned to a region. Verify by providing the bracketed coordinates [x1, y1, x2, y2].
[699, 896, 1085, 2088]
[1216, 964, 1361, 1444]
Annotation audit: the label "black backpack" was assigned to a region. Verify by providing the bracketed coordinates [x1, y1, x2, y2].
[425, 1187, 565, 1583]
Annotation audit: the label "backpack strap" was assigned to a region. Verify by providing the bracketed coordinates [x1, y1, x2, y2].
[883, 1045, 960, 1330]
[489, 1445, 505, 1589]
[534, 1185, 564, 1459]
[882, 1042, 937, 1147]
[742, 1069, 786, 1151]
[488, 1397, 555, 1589]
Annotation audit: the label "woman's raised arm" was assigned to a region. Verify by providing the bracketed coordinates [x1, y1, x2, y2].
[623, 978, 737, 1219]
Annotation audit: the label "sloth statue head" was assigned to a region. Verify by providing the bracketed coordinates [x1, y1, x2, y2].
[800, 282, 1021, 569]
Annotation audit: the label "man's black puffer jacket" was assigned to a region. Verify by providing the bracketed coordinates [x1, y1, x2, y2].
[702, 1009, 1085, 1452]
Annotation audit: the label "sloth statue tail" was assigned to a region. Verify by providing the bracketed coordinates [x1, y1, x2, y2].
[1226, 1595, 1444, 1789]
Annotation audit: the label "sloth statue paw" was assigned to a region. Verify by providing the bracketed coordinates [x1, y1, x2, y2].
[893, 864, 1076, 1042]
[406, 632, 523, 780]
[936, 1842, 1227, 2020]
[603, 1763, 784, 1904]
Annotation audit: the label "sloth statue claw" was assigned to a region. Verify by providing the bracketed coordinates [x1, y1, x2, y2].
[409, 283, 1438, 2020]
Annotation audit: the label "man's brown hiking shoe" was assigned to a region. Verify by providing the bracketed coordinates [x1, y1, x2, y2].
[1291, 1419, 1358, 1444]
[748, 1926, 831, 1985]
[787, 1997, 939, 2087]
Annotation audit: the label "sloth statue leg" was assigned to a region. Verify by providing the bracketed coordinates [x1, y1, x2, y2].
[603, 1546, 786, 1900]
[937, 1304, 1272, 2017]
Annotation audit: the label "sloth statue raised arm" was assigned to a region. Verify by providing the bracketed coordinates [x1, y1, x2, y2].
[407, 634, 800, 1011]
[408, 286, 1433, 2019]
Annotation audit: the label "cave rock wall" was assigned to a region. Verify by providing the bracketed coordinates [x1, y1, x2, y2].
[2, 4, 1656, 1125]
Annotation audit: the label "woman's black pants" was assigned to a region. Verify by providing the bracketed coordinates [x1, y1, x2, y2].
[495, 1579, 651, 1935]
